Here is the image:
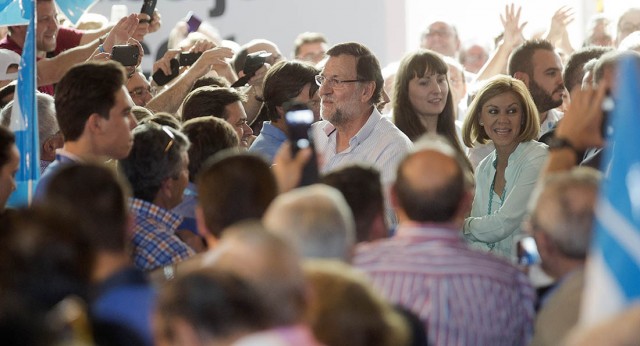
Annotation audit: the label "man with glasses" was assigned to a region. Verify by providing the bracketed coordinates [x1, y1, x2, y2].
[120, 123, 195, 271]
[34, 61, 137, 200]
[312, 42, 411, 221]
[616, 8, 640, 47]
[420, 21, 461, 59]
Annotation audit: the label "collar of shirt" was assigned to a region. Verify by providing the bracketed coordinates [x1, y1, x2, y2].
[395, 221, 464, 244]
[129, 197, 183, 232]
[260, 121, 287, 140]
[321, 107, 380, 150]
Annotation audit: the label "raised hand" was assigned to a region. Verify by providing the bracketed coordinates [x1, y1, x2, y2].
[500, 3, 527, 49]
[153, 49, 180, 76]
[555, 83, 608, 150]
[103, 14, 139, 52]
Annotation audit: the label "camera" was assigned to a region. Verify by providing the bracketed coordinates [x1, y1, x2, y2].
[111, 45, 139, 67]
[230, 51, 271, 88]
[179, 52, 202, 66]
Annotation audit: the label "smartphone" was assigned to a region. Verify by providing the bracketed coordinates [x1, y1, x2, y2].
[111, 45, 140, 67]
[140, 0, 156, 16]
[179, 52, 202, 66]
[284, 101, 318, 186]
[152, 59, 180, 86]
[517, 236, 541, 266]
[185, 11, 202, 33]
[601, 90, 615, 139]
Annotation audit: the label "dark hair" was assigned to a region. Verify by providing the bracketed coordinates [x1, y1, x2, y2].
[0, 125, 15, 168]
[294, 32, 328, 57]
[54, 61, 126, 141]
[320, 165, 384, 243]
[181, 86, 246, 122]
[263, 61, 319, 122]
[394, 151, 464, 222]
[157, 269, 269, 343]
[507, 39, 555, 77]
[119, 123, 189, 202]
[0, 206, 93, 310]
[232, 48, 249, 74]
[563, 46, 612, 91]
[196, 151, 277, 238]
[192, 75, 231, 92]
[44, 163, 130, 252]
[326, 42, 383, 105]
[182, 116, 239, 182]
[131, 105, 154, 122]
[0, 83, 16, 109]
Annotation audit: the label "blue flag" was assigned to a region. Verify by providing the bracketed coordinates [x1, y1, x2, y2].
[6, 0, 39, 207]
[580, 55, 640, 325]
[0, 0, 98, 26]
[55, 0, 99, 26]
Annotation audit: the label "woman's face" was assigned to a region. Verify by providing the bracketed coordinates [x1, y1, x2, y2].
[0, 144, 19, 211]
[479, 91, 523, 151]
[407, 71, 449, 117]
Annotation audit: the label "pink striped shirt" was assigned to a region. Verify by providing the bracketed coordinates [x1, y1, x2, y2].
[353, 222, 535, 346]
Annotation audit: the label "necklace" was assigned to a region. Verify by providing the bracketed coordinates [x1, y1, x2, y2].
[488, 172, 506, 215]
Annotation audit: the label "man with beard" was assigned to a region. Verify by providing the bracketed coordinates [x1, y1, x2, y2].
[311, 42, 412, 225]
[508, 39, 565, 137]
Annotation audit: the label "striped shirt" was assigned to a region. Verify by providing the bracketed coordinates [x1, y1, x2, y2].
[353, 223, 535, 346]
[129, 198, 195, 271]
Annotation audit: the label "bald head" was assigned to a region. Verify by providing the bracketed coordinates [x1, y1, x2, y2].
[394, 135, 466, 223]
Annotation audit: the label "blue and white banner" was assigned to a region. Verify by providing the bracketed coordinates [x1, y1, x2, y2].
[0, 0, 98, 26]
[580, 55, 640, 325]
[6, 0, 39, 207]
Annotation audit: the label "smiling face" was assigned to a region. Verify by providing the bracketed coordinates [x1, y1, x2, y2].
[36, 0, 59, 53]
[319, 54, 367, 126]
[479, 91, 523, 154]
[224, 101, 253, 148]
[408, 72, 449, 118]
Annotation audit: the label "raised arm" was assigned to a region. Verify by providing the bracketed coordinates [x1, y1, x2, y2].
[475, 3, 527, 82]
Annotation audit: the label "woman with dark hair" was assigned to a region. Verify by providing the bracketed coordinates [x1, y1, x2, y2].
[393, 49, 472, 173]
[0, 125, 18, 215]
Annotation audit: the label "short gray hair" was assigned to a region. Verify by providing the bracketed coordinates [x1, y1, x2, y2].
[263, 184, 355, 261]
[1, 93, 59, 142]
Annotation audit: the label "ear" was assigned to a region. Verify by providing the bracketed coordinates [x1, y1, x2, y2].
[86, 113, 105, 135]
[275, 105, 285, 120]
[172, 318, 204, 346]
[195, 205, 212, 239]
[359, 81, 376, 103]
[368, 211, 388, 241]
[513, 71, 530, 87]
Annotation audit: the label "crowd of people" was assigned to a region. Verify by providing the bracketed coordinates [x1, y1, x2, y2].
[1, 1, 640, 345]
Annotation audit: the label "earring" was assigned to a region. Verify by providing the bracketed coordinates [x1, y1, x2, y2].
[479, 122, 484, 126]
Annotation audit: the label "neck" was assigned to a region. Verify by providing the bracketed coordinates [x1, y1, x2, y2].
[92, 251, 131, 283]
[335, 106, 373, 152]
[418, 113, 439, 135]
[62, 140, 103, 161]
[539, 110, 548, 124]
[550, 258, 584, 280]
[495, 142, 518, 165]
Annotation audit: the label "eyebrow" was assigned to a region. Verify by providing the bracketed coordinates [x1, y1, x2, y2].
[485, 102, 520, 108]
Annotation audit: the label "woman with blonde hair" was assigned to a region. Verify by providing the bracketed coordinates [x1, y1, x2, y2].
[461, 75, 548, 261]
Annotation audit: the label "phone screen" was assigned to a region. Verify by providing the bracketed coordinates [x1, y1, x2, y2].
[285, 109, 314, 156]
[517, 236, 541, 266]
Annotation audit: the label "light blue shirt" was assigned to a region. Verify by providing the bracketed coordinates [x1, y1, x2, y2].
[249, 121, 287, 164]
[463, 140, 548, 262]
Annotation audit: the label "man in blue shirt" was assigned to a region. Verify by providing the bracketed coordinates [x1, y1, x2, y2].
[249, 61, 320, 163]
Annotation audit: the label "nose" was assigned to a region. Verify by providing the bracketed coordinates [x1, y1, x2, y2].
[242, 123, 253, 137]
[128, 112, 138, 130]
[319, 80, 332, 96]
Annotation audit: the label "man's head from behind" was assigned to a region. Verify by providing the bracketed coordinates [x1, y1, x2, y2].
[563, 46, 613, 92]
[182, 116, 239, 182]
[318, 42, 383, 125]
[320, 165, 386, 243]
[263, 60, 320, 123]
[393, 134, 469, 224]
[616, 8, 640, 47]
[43, 162, 130, 255]
[55, 61, 135, 159]
[180, 86, 252, 147]
[263, 184, 356, 262]
[119, 123, 190, 209]
[196, 151, 277, 241]
[508, 40, 565, 114]
[527, 168, 600, 279]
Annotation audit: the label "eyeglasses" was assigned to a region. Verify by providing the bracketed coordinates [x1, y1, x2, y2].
[315, 75, 364, 88]
[162, 126, 175, 154]
[129, 86, 153, 98]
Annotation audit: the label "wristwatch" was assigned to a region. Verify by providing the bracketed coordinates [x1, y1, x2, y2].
[548, 136, 580, 158]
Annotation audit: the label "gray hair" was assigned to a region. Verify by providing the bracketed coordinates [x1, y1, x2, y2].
[1, 93, 59, 142]
[263, 184, 356, 261]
